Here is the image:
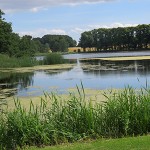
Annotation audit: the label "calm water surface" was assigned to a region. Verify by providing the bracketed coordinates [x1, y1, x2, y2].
[63, 51, 150, 59]
[1, 51, 150, 98]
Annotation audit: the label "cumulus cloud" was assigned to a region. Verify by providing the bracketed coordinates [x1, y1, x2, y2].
[18, 28, 67, 37]
[71, 28, 88, 34]
[1, 0, 116, 13]
[88, 23, 138, 29]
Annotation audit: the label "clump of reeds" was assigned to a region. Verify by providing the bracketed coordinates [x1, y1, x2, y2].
[0, 85, 149, 149]
[42, 53, 68, 65]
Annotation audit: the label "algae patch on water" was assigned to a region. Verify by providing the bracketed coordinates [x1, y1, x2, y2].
[0, 64, 75, 73]
[80, 56, 150, 61]
[5, 88, 122, 110]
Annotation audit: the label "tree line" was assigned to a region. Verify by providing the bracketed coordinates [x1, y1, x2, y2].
[0, 10, 76, 57]
[2, 8, 150, 57]
[79, 24, 150, 51]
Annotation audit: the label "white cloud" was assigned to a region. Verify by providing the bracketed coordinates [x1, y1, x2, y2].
[30, 7, 43, 13]
[110, 23, 138, 28]
[71, 28, 88, 34]
[1, 0, 116, 13]
[88, 23, 138, 29]
[18, 28, 67, 37]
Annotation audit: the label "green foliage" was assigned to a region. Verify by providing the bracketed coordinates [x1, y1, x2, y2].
[0, 86, 150, 149]
[79, 24, 150, 51]
[0, 12, 12, 54]
[8, 33, 20, 57]
[0, 54, 38, 68]
[42, 53, 68, 65]
[18, 35, 36, 57]
[41, 35, 77, 52]
[33, 38, 47, 53]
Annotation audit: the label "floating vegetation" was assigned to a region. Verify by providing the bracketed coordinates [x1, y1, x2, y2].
[0, 88, 17, 100]
[80, 59, 147, 72]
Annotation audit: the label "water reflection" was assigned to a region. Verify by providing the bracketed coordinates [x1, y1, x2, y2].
[1, 59, 150, 98]
[0, 72, 34, 98]
[80, 60, 150, 77]
[63, 51, 150, 59]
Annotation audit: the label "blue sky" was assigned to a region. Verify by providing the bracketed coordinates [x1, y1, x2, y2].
[1, 0, 150, 42]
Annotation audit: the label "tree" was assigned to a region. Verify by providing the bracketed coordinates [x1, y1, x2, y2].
[32, 38, 48, 53]
[79, 24, 150, 51]
[41, 35, 76, 52]
[79, 32, 94, 50]
[0, 9, 13, 55]
[0, 9, 5, 19]
[19, 35, 36, 57]
[9, 33, 20, 57]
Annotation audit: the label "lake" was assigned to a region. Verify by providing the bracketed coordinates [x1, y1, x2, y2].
[1, 51, 150, 98]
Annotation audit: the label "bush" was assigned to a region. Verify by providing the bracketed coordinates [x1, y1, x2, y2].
[42, 53, 68, 65]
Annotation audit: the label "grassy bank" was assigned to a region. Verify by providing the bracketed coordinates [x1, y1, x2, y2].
[29, 135, 150, 150]
[0, 54, 38, 68]
[0, 53, 71, 68]
[0, 86, 149, 149]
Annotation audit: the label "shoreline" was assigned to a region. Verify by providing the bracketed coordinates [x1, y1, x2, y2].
[6, 88, 123, 110]
[80, 55, 150, 61]
[0, 64, 75, 73]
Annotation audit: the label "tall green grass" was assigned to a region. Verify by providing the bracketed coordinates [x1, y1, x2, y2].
[0, 53, 73, 68]
[0, 54, 38, 68]
[0, 86, 150, 149]
[42, 53, 69, 65]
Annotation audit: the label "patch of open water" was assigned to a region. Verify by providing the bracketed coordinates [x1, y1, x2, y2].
[1, 52, 150, 98]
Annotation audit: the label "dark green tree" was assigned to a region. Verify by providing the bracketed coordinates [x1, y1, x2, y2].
[79, 24, 150, 51]
[41, 35, 76, 52]
[9, 33, 20, 57]
[19, 35, 36, 57]
[0, 10, 13, 55]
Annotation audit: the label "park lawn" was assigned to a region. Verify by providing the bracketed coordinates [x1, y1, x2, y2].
[28, 135, 150, 150]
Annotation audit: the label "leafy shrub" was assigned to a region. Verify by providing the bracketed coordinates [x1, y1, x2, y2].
[42, 53, 68, 65]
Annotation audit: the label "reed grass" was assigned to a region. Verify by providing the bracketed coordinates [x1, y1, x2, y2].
[0, 54, 38, 68]
[0, 85, 149, 149]
[42, 53, 69, 65]
[0, 53, 74, 68]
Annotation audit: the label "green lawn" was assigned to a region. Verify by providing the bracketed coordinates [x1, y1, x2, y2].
[28, 135, 150, 150]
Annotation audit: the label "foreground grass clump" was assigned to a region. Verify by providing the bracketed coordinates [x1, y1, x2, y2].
[0, 86, 150, 149]
[42, 53, 69, 65]
[0, 54, 38, 68]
